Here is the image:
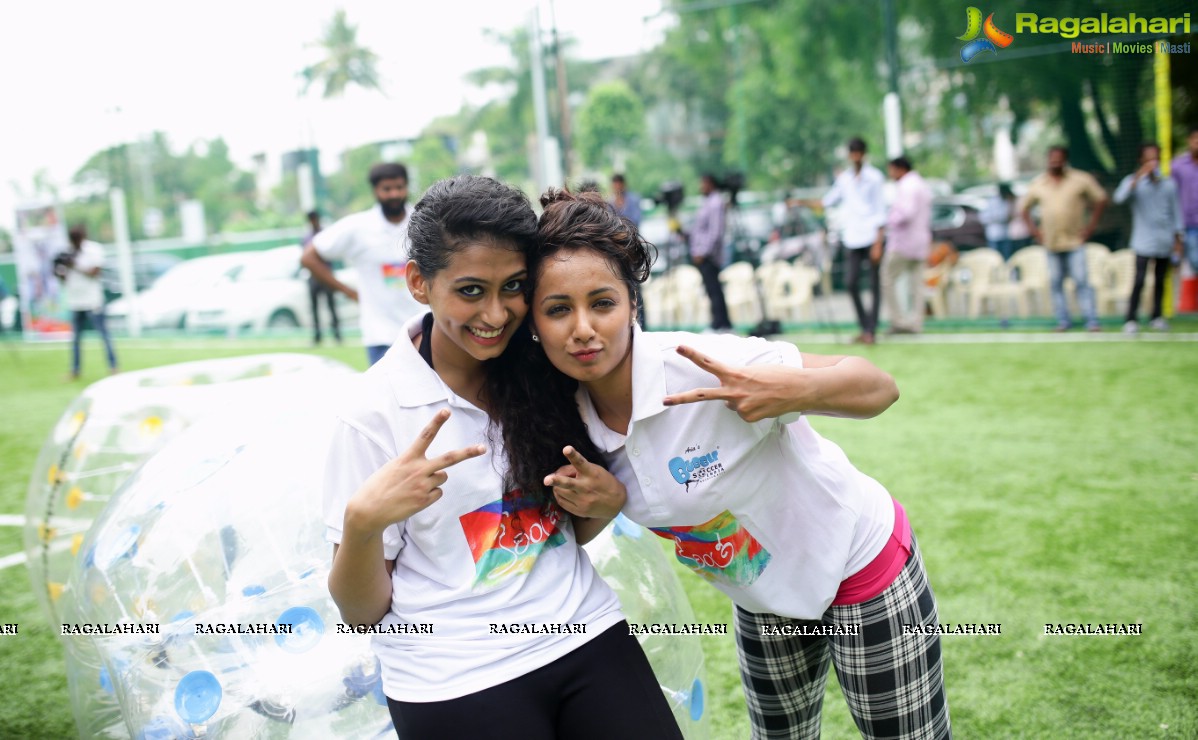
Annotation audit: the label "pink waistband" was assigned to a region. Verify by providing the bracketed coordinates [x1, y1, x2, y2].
[831, 498, 911, 606]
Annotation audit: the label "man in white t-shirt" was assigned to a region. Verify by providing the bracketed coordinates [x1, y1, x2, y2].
[57, 225, 118, 380]
[821, 137, 887, 344]
[301, 163, 424, 365]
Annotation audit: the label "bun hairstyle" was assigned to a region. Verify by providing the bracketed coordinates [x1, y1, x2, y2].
[534, 187, 655, 300]
[482, 185, 659, 505]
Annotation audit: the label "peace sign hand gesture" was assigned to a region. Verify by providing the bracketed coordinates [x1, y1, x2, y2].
[346, 409, 486, 537]
[544, 446, 626, 520]
[662, 345, 801, 423]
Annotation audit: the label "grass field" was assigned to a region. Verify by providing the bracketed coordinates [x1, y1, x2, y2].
[1, 331, 1196, 738]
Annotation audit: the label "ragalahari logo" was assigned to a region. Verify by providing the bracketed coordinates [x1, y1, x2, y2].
[958, 7, 1014, 62]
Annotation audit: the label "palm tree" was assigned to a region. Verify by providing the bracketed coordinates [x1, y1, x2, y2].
[299, 10, 382, 98]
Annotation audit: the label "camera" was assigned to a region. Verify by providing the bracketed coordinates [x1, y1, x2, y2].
[52, 251, 75, 279]
[723, 171, 745, 206]
[656, 181, 685, 211]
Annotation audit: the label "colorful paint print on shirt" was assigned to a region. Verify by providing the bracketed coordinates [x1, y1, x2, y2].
[650, 510, 771, 586]
[381, 262, 407, 290]
[459, 490, 566, 589]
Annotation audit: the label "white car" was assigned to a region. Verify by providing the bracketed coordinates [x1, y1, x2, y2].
[185, 246, 359, 336]
[106, 252, 245, 332]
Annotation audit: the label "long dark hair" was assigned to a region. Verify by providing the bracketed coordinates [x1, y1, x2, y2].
[487, 187, 655, 502]
[407, 176, 607, 502]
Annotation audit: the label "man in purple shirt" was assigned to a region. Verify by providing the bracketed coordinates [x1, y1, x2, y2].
[1172, 126, 1198, 273]
[881, 156, 933, 334]
[688, 173, 732, 331]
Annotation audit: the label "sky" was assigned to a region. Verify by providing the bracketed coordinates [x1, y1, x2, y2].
[1, 0, 667, 231]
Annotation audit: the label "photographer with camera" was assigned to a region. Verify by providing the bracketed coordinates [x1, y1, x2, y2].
[57, 225, 118, 380]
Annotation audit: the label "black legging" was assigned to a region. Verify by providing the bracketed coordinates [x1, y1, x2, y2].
[1126, 255, 1169, 322]
[844, 247, 880, 335]
[696, 258, 732, 329]
[386, 622, 683, 740]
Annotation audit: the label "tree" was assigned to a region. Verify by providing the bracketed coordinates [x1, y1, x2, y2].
[324, 142, 389, 216]
[66, 133, 260, 239]
[903, 0, 1197, 181]
[642, 0, 889, 189]
[575, 81, 646, 170]
[465, 26, 601, 187]
[299, 10, 382, 98]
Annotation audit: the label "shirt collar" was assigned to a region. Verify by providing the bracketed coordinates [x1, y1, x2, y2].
[383, 312, 454, 408]
[628, 324, 668, 424]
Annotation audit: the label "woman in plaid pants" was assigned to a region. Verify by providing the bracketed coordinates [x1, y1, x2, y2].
[504, 188, 951, 739]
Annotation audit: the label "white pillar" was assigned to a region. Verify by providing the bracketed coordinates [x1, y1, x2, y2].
[529, 7, 555, 191]
[110, 187, 140, 337]
[883, 93, 903, 159]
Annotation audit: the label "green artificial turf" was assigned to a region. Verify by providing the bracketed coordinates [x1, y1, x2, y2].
[0, 334, 1195, 738]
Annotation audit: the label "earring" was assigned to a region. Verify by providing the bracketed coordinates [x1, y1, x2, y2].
[531, 332, 540, 343]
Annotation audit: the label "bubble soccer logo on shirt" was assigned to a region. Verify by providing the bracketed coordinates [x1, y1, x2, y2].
[958, 7, 1014, 62]
[668, 447, 725, 488]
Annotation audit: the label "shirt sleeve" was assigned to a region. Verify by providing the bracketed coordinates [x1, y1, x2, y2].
[979, 197, 1004, 226]
[1084, 173, 1107, 204]
[822, 174, 843, 208]
[887, 180, 917, 228]
[1112, 175, 1134, 205]
[690, 197, 723, 258]
[628, 196, 643, 226]
[867, 170, 888, 232]
[1023, 179, 1042, 209]
[312, 215, 357, 262]
[323, 420, 404, 560]
[1170, 182, 1184, 234]
[80, 243, 105, 273]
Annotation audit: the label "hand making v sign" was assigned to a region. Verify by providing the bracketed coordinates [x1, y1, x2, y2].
[347, 409, 486, 536]
[662, 345, 804, 423]
[543, 446, 627, 520]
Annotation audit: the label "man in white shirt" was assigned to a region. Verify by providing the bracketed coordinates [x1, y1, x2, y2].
[302, 163, 424, 365]
[57, 225, 118, 380]
[822, 138, 886, 344]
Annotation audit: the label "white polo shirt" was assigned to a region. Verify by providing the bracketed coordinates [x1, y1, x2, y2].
[324, 314, 623, 702]
[822, 164, 887, 249]
[312, 204, 424, 347]
[576, 327, 894, 619]
[62, 240, 106, 311]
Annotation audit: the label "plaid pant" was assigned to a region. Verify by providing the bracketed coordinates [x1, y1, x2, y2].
[734, 536, 950, 739]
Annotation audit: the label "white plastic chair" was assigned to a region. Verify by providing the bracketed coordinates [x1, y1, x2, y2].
[756, 262, 817, 322]
[718, 261, 762, 325]
[660, 264, 710, 329]
[954, 248, 1024, 318]
[1098, 249, 1154, 316]
[1064, 242, 1110, 315]
[1006, 245, 1051, 317]
[641, 274, 671, 328]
